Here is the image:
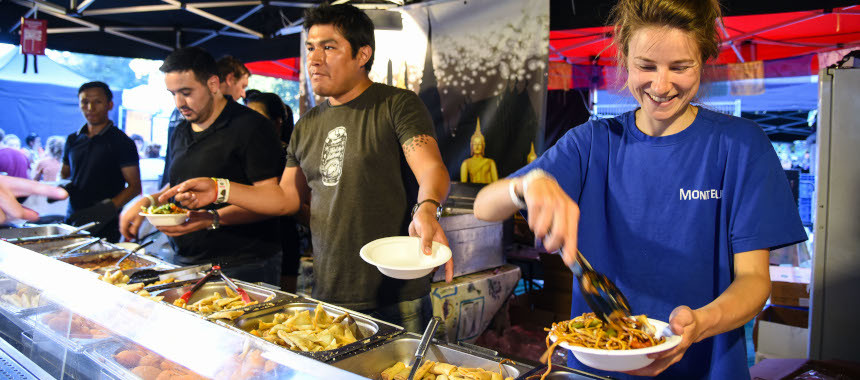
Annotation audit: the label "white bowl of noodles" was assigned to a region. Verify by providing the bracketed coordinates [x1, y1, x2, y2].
[549, 317, 682, 372]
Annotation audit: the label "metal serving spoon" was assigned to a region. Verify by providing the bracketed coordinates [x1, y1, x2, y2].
[567, 249, 633, 329]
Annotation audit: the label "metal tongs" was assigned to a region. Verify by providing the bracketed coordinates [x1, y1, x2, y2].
[406, 316, 441, 380]
[179, 265, 252, 304]
[113, 240, 155, 269]
[567, 248, 633, 330]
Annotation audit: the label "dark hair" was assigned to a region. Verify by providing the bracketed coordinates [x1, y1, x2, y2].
[247, 92, 294, 143]
[78, 81, 113, 102]
[304, 4, 375, 72]
[609, 0, 722, 70]
[145, 144, 161, 158]
[217, 56, 250, 82]
[245, 89, 262, 99]
[159, 47, 219, 85]
[25, 133, 39, 146]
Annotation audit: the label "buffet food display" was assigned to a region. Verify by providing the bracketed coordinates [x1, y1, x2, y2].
[0, 225, 550, 380]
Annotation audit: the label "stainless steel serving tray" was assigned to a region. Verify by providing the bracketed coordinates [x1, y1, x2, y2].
[0, 224, 87, 241]
[222, 301, 403, 362]
[58, 250, 159, 273]
[12, 235, 114, 257]
[516, 364, 612, 380]
[330, 333, 532, 379]
[151, 280, 290, 319]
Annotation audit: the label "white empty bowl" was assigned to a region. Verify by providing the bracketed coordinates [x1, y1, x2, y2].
[139, 212, 188, 227]
[550, 318, 682, 372]
[360, 236, 452, 280]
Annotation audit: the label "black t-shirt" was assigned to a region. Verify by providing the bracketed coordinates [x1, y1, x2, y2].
[163, 99, 285, 265]
[63, 123, 139, 214]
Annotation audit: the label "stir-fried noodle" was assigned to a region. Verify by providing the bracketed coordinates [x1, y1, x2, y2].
[534, 312, 665, 379]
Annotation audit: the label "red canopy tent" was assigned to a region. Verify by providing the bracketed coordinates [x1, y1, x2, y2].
[245, 57, 301, 82]
[549, 5, 860, 68]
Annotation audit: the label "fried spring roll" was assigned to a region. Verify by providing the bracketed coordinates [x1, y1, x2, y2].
[381, 362, 406, 380]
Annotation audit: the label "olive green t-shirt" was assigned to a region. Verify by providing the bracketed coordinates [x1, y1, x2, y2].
[286, 83, 435, 310]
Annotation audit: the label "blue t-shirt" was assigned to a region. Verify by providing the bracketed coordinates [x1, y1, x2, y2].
[512, 108, 807, 379]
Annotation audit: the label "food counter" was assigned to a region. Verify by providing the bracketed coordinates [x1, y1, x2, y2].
[0, 226, 563, 379]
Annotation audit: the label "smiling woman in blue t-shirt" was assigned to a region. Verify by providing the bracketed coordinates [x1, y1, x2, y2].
[474, 0, 806, 379]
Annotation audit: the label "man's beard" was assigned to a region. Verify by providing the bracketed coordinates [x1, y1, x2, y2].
[183, 93, 214, 123]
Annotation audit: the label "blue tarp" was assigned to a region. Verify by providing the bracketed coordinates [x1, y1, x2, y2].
[0, 50, 118, 140]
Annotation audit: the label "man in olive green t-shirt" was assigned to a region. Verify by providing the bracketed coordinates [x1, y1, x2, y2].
[160, 4, 451, 333]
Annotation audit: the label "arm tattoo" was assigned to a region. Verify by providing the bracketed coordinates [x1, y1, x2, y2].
[402, 134, 433, 156]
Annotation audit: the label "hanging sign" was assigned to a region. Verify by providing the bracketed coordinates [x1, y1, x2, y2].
[20, 18, 47, 55]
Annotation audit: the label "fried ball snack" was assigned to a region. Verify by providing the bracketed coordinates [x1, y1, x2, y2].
[172, 285, 263, 320]
[41, 310, 111, 339]
[380, 360, 515, 380]
[113, 344, 206, 380]
[248, 303, 360, 352]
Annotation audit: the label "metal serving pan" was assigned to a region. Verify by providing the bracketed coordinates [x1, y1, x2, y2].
[222, 301, 402, 363]
[12, 236, 114, 257]
[0, 278, 54, 317]
[516, 364, 613, 380]
[58, 250, 158, 273]
[0, 224, 87, 241]
[151, 281, 289, 318]
[330, 333, 532, 379]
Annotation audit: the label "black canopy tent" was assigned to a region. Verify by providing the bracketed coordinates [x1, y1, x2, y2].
[2, 0, 858, 62]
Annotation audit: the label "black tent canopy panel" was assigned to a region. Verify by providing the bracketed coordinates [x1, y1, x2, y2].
[2, 0, 858, 61]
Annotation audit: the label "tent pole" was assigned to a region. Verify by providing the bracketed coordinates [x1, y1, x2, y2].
[83, 5, 179, 16]
[9, 8, 36, 33]
[75, 0, 95, 13]
[722, 11, 825, 46]
[556, 34, 610, 54]
[189, 4, 263, 46]
[162, 0, 263, 38]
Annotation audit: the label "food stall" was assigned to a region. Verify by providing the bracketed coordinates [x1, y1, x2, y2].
[0, 224, 612, 379]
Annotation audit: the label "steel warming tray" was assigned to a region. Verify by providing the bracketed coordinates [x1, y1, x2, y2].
[517, 364, 612, 380]
[12, 236, 115, 257]
[0, 224, 87, 241]
[59, 251, 158, 273]
[222, 301, 402, 362]
[330, 333, 532, 379]
[151, 280, 289, 318]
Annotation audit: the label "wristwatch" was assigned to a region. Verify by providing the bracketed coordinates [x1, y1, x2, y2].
[207, 209, 221, 230]
[411, 199, 442, 221]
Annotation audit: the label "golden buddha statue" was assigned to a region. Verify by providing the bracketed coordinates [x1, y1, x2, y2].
[460, 118, 498, 184]
[527, 142, 537, 163]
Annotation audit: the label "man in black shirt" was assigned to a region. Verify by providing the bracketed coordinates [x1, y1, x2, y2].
[118, 47, 284, 285]
[62, 81, 141, 242]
